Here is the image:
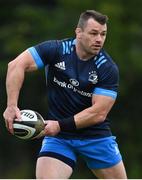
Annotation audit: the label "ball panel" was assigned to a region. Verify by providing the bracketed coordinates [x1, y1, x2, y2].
[13, 123, 36, 139]
[20, 110, 38, 122]
[13, 109, 45, 140]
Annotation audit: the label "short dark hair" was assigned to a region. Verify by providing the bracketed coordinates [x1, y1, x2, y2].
[77, 10, 108, 29]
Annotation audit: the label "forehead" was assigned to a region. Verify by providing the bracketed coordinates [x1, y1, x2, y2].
[84, 18, 107, 32]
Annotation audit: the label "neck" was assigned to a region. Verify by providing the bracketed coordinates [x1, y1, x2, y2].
[75, 43, 96, 61]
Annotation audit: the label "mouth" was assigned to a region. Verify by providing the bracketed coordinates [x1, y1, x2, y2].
[91, 45, 102, 50]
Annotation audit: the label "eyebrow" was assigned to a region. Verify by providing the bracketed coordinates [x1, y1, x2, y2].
[91, 29, 107, 33]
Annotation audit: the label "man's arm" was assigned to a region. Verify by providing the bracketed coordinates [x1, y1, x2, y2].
[74, 94, 115, 128]
[45, 94, 116, 136]
[3, 50, 38, 133]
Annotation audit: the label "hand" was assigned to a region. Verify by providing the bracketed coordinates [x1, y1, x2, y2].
[3, 106, 21, 134]
[43, 120, 61, 136]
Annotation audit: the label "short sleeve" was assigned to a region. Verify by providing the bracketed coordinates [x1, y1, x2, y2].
[93, 64, 119, 99]
[98, 64, 119, 92]
[28, 40, 58, 68]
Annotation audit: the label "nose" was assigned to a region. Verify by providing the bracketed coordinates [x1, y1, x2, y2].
[96, 34, 102, 42]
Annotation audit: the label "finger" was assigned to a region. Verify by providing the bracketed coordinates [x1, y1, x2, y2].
[15, 108, 21, 121]
[7, 120, 14, 134]
[15, 110, 21, 120]
[43, 125, 50, 135]
[4, 120, 8, 129]
[44, 120, 48, 125]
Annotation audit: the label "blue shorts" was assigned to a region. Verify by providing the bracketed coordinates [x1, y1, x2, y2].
[38, 136, 122, 170]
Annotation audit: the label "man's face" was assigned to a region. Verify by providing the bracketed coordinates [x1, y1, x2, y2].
[76, 18, 107, 56]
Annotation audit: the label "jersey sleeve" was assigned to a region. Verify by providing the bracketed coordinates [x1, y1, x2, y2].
[93, 64, 119, 99]
[28, 40, 58, 69]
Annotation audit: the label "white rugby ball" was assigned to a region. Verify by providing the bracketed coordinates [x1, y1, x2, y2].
[13, 110, 45, 140]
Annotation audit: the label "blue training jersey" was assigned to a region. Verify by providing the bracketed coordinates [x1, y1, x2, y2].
[28, 38, 119, 138]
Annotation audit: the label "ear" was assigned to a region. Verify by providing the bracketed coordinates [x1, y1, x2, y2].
[75, 28, 82, 39]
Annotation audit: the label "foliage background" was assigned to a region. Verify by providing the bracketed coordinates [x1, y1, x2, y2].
[0, 0, 142, 178]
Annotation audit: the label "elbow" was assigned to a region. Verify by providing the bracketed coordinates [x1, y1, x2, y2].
[95, 112, 107, 124]
[8, 60, 17, 71]
[8, 60, 25, 79]
[8, 59, 25, 72]
[98, 114, 107, 123]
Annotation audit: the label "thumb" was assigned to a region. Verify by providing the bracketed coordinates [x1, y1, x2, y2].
[15, 108, 21, 120]
[44, 120, 48, 125]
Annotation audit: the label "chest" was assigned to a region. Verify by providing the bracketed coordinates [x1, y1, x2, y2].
[49, 53, 99, 92]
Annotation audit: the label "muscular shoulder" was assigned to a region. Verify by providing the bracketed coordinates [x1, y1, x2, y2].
[95, 49, 118, 68]
[95, 49, 119, 76]
[31, 38, 74, 65]
[95, 49, 119, 91]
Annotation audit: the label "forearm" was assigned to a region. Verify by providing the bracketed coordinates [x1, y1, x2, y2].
[59, 95, 114, 132]
[6, 62, 25, 107]
[74, 105, 106, 129]
[74, 95, 115, 129]
[59, 105, 107, 132]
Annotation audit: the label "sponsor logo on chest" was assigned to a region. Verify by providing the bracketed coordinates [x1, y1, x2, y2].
[88, 71, 98, 84]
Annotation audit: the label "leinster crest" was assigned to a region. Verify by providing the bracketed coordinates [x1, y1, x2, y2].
[88, 71, 98, 84]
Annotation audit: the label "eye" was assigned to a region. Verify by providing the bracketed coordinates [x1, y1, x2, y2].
[89, 32, 98, 36]
[101, 32, 107, 36]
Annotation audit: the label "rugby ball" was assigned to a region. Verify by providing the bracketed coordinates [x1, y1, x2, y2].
[13, 110, 45, 140]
